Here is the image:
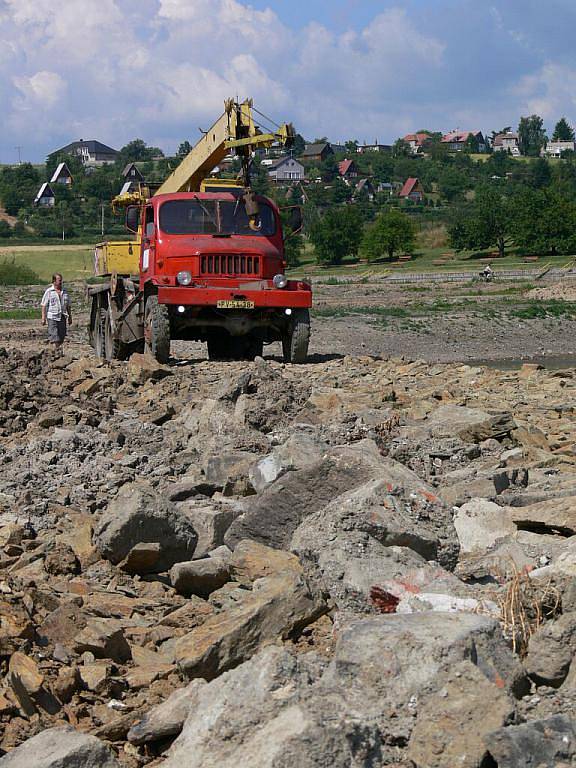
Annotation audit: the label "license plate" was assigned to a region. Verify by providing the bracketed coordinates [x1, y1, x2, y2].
[217, 300, 255, 309]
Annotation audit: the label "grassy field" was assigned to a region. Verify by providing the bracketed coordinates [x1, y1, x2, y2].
[1, 240, 574, 284]
[0, 245, 94, 282]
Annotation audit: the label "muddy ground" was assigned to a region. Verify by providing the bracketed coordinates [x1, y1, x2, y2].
[2, 278, 576, 365]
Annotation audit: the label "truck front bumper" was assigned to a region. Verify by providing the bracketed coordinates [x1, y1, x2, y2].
[157, 284, 312, 309]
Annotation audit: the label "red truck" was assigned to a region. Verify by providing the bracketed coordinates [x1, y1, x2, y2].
[87, 99, 312, 363]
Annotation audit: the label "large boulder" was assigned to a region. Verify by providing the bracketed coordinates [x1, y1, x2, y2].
[524, 613, 576, 687]
[454, 498, 517, 554]
[422, 404, 516, 443]
[226, 441, 458, 561]
[163, 612, 526, 768]
[93, 482, 197, 571]
[0, 725, 120, 767]
[249, 432, 327, 492]
[174, 543, 325, 679]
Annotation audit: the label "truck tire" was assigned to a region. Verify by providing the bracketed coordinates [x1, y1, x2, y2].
[144, 296, 170, 363]
[282, 309, 310, 363]
[93, 307, 106, 359]
[104, 309, 127, 361]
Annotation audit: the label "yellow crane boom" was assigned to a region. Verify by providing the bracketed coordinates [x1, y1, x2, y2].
[155, 98, 294, 195]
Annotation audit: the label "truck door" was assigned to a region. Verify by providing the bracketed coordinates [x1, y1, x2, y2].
[141, 205, 155, 273]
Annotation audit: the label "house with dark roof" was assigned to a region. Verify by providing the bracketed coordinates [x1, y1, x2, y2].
[50, 162, 73, 185]
[122, 163, 144, 181]
[34, 183, 55, 207]
[399, 177, 425, 202]
[52, 139, 119, 165]
[267, 156, 305, 182]
[338, 159, 358, 180]
[301, 143, 333, 163]
[441, 130, 486, 153]
[357, 142, 391, 154]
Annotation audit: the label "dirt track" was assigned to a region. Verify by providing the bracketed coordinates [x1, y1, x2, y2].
[2, 278, 576, 365]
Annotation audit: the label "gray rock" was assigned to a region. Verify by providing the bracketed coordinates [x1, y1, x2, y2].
[486, 715, 576, 767]
[423, 404, 516, 442]
[227, 441, 457, 559]
[177, 501, 240, 559]
[453, 498, 517, 555]
[407, 661, 515, 768]
[203, 451, 257, 488]
[0, 725, 120, 767]
[524, 613, 576, 687]
[170, 555, 231, 598]
[249, 432, 327, 492]
[93, 481, 197, 570]
[128, 679, 207, 745]
[73, 618, 131, 663]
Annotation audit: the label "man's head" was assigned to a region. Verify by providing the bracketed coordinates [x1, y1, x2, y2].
[52, 273, 63, 288]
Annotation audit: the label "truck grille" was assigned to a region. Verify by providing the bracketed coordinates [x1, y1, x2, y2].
[200, 254, 260, 276]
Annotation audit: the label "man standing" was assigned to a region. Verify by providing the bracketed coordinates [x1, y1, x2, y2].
[41, 273, 72, 347]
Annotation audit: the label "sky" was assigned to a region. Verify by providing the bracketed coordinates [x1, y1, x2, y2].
[1, 0, 576, 164]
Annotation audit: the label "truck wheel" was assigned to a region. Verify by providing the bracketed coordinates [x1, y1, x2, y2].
[144, 296, 170, 363]
[104, 309, 126, 361]
[93, 308, 106, 359]
[282, 309, 310, 363]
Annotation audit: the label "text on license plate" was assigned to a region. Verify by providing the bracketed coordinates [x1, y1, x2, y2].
[217, 300, 255, 309]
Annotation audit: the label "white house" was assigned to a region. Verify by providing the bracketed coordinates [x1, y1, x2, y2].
[50, 162, 73, 185]
[268, 156, 305, 182]
[542, 140, 575, 158]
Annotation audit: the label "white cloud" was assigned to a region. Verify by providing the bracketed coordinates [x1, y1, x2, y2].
[1, 0, 572, 161]
[13, 70, 67, 109]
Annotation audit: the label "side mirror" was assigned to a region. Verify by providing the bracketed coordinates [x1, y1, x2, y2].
[126, 206, 140, 234]
[281, 205, 303, 238]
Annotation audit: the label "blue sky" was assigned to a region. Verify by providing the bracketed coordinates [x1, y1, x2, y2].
[1, 0, 575, 164]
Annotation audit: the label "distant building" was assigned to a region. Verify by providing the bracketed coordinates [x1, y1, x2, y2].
[357, 142, 391, 153]
[267, 156, 305, 182]
[542, 140, 576, 158]
[52, 139, 119, 166]
[441, 130, 487, 153]
[337, 159, 359, 180]
[403, 133, 432, 155]
[50, 162, 73, 185]
[122, 162, 144, 181]
[492, 132, 520, 156]
[301, 142, 333, 163]
[34, 183, 55, 207]
[353, 177, 376, 200]
[399, 177, 425, 202]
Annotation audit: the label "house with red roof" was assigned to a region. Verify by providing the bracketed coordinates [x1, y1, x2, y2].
[403, 133, 432, 155]
[441, 130, 487, 152]
[399, 177, 425, 202]
[338, 158, 358, 180]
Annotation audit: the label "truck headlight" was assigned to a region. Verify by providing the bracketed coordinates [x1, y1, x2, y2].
[273, 274, 288, 289]
[177, 270, 192, 285]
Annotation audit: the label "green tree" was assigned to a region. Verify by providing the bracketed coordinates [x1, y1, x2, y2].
[345, 140, 359, 153]
[0, 221, 12, 238]
[512, 188, 576, 255]
[176, 140, 193, 157]
[392, 138, 411, 158]
[552, 117, 575, 142]
[360, 209, 416, 262]
[116, 139, 164, 166]
[309, 205, 363, 266]
[292, 134, 306, 156]
[438, 166, 469, 201]
[518, 115, 547, 157]
[448, 187, 513, 258]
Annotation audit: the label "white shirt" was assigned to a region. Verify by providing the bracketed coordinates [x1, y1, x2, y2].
[41, 285, 70, 321]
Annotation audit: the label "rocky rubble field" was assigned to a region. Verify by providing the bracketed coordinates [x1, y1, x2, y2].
[1, 342, 576, 766]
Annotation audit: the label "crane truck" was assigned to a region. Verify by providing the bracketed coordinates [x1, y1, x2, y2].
[87, 98, 311, 364]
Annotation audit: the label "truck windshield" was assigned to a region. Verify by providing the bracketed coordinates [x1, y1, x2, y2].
[159, 199, 276, 236]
